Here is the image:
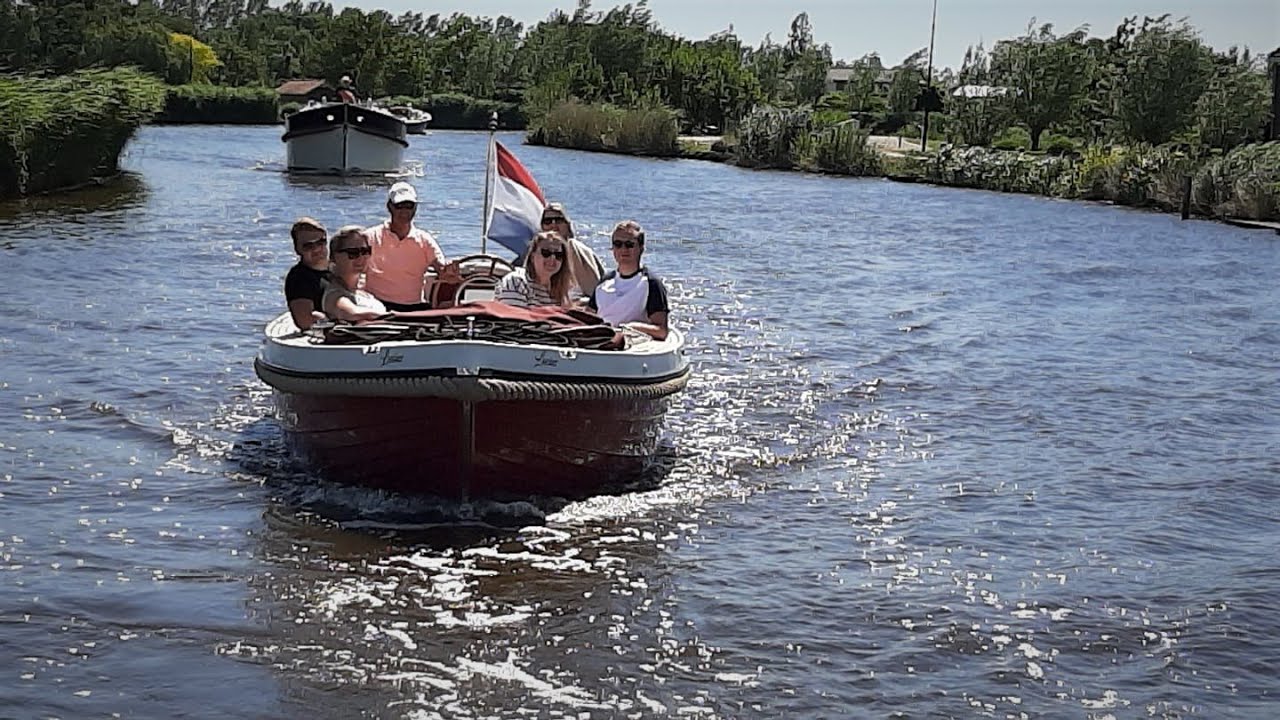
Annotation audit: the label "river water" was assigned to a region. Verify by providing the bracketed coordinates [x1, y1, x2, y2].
[1, 126, 1277, 718]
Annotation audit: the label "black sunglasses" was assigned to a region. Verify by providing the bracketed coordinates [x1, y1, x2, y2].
[337, 246, 372, 258]
[392, 202, 416, 210]
[541, 216, 566, 224]
[300, 238, 326, 251]
[611, 239, 638, 249]
[539, 248, 566, 260]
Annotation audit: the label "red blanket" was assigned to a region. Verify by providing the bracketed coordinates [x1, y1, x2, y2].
[387, 300, 606, 328]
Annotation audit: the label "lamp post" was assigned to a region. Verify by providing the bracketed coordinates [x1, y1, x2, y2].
[1269, 48, 1280, 141]
[921, 0, 938, 151]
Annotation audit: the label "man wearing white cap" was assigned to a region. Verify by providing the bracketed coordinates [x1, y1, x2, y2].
[362, 181, 458, 311]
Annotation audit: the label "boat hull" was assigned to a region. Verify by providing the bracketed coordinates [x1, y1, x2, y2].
[273, 391, 673, 498]
[283, 104, 407, 175]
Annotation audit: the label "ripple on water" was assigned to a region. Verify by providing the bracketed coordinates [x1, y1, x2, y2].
[1, 126, 1278, 717]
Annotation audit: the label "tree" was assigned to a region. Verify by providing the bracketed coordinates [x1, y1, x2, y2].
[1110, 15, 1213, 145]
[1194, 47, 1270, 150]
[990, 22, 1092, 151]
[950, 42, 1005, 146]
[169, 32, 221, 83]
[888, 49, 926, 116]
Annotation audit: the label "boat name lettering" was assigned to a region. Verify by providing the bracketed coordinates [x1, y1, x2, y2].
[379, 349, 404, 367]
[534, 351, 559, 367]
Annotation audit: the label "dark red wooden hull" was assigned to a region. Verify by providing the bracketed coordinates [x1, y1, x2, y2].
[273, 391, 674, 498]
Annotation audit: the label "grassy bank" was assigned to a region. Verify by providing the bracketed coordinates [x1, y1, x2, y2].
[157, 85, 279, 124]
[911, 143, 1280, 221]
[527, 100, 679, 156]
[542, 104, 1277, 223]
[1, 68, 165, 198]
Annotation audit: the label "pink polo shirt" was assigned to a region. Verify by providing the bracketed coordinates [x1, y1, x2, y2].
[361, 222, 446, 304]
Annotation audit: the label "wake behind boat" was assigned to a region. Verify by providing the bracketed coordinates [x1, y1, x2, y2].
[282, 101, 408, 175]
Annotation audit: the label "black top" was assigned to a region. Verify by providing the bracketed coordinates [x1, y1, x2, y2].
[588, 267, 669, 316]
[285, 262, 330, 308]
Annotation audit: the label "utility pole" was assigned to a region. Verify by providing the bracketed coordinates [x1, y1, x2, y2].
[921, 0, 938, 151]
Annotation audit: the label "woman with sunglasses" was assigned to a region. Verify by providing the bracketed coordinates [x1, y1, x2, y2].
[495, 230, 576, 308]
[321, 225, 388, 322]
[284, 217, 330, 329]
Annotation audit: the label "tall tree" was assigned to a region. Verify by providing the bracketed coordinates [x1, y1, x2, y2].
[990, 22, 1092, 150]
[950, 42, 1005, 145]
[1194, 47, 1270, 149]
[1110, 15, 1213, 144]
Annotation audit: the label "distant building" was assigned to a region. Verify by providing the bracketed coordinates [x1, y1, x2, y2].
[824, 67, 895, 94]
[275, 79, 331, 104]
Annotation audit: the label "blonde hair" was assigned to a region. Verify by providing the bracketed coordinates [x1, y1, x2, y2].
[328, 224, 366, 257]
[525, 230, 574, 306]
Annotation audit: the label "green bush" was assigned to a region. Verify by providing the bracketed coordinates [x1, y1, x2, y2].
[795, 122, 882, 176]
[1, 68, 165, 197]
[1192, 142, 1280, 220]
[991, 126, 1031, 151]
[1075, 146, 1126, 200]
[532, 100, 678, 156]
[927, 145, 1075, 195]
[811, 108, 849, 128]
[1042, 134, 1081, 157]
[158, 84, 278, 123]
[736, 106, 812, 169]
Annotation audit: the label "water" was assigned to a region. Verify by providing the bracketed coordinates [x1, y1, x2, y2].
[1, 125, 1277, 718]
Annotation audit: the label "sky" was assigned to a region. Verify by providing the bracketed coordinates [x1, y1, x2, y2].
[337, 0, 1278, 68]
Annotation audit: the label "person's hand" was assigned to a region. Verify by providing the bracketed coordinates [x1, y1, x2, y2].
[438, 261, 463, 283]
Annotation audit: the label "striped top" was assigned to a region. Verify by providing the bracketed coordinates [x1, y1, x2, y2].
[494, 268, 557, 308]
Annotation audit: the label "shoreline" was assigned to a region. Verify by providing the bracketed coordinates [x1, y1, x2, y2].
[12, 125, 1277, 233]
[541, 135, 1279, 231]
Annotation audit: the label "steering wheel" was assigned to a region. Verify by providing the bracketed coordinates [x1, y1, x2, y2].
[431, 253, 516, 307]
[454, 253, 515, 278]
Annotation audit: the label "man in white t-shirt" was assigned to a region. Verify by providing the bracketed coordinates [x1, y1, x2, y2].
[588, 220, 670, 341]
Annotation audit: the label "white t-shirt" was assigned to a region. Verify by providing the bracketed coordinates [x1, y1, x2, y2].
[593, 270, 653, 325]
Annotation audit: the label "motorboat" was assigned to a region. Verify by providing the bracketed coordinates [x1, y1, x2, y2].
[387, 106, 433, 135]
[253, 256, 690, 499]
[282, 101, 408, 175]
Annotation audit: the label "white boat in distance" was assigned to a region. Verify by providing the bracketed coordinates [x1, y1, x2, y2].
[387, 105, 433, 135]
[283, 101, 408, 175]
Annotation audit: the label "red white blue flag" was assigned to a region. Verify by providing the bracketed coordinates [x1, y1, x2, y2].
[484, 140, 546, 255]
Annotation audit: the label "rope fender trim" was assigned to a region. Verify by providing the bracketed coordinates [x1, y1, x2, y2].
[254, 359, 689, 402]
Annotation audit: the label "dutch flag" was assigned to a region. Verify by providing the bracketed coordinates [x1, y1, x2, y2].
[484, 140, 546, 256]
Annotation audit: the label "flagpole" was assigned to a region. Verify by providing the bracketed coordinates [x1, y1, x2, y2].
[480, 111, 499, 255]
[921, 0, 938, 151]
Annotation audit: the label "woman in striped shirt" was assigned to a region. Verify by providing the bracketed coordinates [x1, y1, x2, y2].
[495, 231, 576, 308]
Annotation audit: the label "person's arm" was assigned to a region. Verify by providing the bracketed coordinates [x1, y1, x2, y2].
[424, 234, 462, 282]
[622, 275, 670, 340]
[623, 311, 669, 341]
[288, 299, 318, 329]
[324, 288, 383, 323]
[331, 296, 383, 322]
